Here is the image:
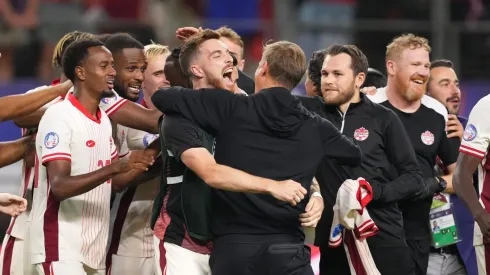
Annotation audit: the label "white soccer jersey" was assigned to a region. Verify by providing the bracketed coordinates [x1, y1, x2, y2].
[30, 93, 117, 269]
[458, 95, 490, 247]
[108, 126, 159, 258]
[66, 87, 128, 117]
[7, 86, 64, 240]
[369, 87, 448, 122]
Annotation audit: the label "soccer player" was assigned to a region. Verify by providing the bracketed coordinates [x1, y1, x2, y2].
[152, 33, 362, 275]
[0, 31, 92, 275]
[367, 34, 461, 275]
[453, 94, 490, 275]
[304, 49, 326, 97]
[104, 37, 168, 275]
[30, 38, 154, 275]
[141, 43, 171, 108]
[298, 44, 424, 275]
[427, 59, 475, 275]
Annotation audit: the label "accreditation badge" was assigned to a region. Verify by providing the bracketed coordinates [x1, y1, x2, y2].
[429, 193, 461, 248]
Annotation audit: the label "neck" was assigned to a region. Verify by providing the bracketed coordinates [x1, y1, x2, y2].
[339, 90, 361, 113]
[386, 78, 421, 113]
[60, 73, 68, 83]
[258, 78, 289, 92]
[142, 89, 155, 109]
[192, 78, 216, 90]
[73, 85, 100, 117]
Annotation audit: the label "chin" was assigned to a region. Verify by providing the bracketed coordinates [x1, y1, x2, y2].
[101, 90, 115, 98]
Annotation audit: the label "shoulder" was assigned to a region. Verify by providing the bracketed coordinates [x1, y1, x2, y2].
[296, 95, 325, 112]
[367, 87, 388, 104]
[470, 94, 490, 114]
[421, 95, 448, 121]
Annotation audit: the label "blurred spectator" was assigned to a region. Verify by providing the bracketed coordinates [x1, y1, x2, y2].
[0, 0, 36, 82]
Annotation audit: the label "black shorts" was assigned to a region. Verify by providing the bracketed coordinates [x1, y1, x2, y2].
[210, 234, 313, 275]
[319, 244, 415, 275]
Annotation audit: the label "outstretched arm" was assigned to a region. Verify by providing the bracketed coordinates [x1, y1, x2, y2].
[0, 135, 34, 169]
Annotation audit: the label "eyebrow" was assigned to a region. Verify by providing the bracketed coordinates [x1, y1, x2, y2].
[209, 50, 223, 57]
[152, 69, 164, 75]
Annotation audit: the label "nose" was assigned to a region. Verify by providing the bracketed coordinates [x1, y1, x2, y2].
[135, 70, 144, 82]
[225, 52, 233, 65]
[108, 66, 116, 76]
[450, 84, 461, 97]
[418, 67, 430, 78]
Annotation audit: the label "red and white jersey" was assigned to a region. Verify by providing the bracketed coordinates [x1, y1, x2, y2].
[98, 90, 128, 117]
[108, 126, 159, 258]
[30, 93, 117, 269]
[7, 85, 64, 240]
[459, 94, 490, 246]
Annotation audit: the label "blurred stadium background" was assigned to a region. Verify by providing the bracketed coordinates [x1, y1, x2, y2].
[1, 0, 490, 272]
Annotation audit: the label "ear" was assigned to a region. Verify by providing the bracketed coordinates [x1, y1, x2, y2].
[386, 60, 396, 76]
[260, 61, 268, 77]
[190, 65, 204, 79]
[75, 66, 85, 81]
[355, 72, 366, 89]
[239, 59, 245, 71]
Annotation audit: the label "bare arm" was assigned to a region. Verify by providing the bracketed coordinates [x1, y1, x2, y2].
[109, 101, 161, 134]
[441, 163, 456, 194]
[47, 153, 154, 201]
[181, 147, 307, 205]
[0, 81, 71, 123]
[14, 105, 52, 129]
[453, 153, 483, 219]
[0, 136, 34, 168]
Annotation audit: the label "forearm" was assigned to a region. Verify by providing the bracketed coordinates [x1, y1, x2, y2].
[14, 108, 47, 128]
[454, 170, 484, 219]
[50, 163, 120, 201]
[0, 136, 33, 168]
[311, 177, 320, 193]
[110, 105, 161, 134]
[0, 86, 65, 122]
[202, 164, 272, 194]
[112, 157, 162, 192]
[372, 170, 423, 203]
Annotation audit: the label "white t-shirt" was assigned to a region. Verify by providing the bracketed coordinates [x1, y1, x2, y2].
[31, 93, 117, 269]
[458, 94, 490, 246]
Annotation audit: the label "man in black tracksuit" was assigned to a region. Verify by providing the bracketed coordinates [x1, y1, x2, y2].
[299, 45, 443, 275]
[152, 40, 362, 275]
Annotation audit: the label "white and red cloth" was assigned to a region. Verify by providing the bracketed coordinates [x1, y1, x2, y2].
[328, 178, 381, 275]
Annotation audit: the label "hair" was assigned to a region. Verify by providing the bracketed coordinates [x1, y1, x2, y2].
[62, 38, 105, 82]
[427, 59, 455, 92]
[325, 44, 369, 76]
[104, 33, 144, 56]
[165, 47, 192, 88]
[144, 42, 170, 60]
[52, 31, 94, 68]
[179, 29, 221, 77]
[430, 59, 453, 69]
[94, 33, 112, 43]
[260, 41, 306, 90]
[361, 68, 387, 89]
[215, 26, 244, 57]
[307, 49, 327, 93]
[386, 33, 431, 60]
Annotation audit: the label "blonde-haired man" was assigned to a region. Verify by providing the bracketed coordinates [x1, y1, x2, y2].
[141, 43, 171, 109]
[367, 33, 461, 275]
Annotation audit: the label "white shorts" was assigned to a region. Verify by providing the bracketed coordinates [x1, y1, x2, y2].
[0, 234, 35, 275]
[475, 244, 490, 275]
[34, 261, 105, 275]
[107, 254, 154, 275]
[164, 242, 211, 275]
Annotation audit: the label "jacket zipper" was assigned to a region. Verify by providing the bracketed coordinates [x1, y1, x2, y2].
[337, 104, 350, 133]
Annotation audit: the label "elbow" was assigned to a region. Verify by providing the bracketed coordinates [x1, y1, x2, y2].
[50, 185, 68, 202]
[200, 167, 220, 189]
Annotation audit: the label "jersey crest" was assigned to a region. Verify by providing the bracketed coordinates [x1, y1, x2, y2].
[143, 133, 158, 148]
[463, 124, 477, 142]
[421, 130, 435, 145]
[354, 127, 369, 141]
[44, 132, 59, 149]
[101, 96, 117, 105]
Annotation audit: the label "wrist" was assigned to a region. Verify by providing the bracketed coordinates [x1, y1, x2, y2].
[311, 191, 322, 199]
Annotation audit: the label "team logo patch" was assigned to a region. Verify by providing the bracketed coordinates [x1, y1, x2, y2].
[354, 127, 369, 141]
[44, 132, 59, 149]
[421, 130, 435, 145]
[143, 133, 158, 148]
[100, 96, 116, 105]
[332, 224, 344, 237]
[463, 124, 477, 141]
[86, 140, 96, 148]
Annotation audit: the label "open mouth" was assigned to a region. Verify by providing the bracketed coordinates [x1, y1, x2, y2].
[411, 79, 425, 85]
[222, 67, 234, 86]
[107, 80, 114, 89]
[128, 84, 141, 94]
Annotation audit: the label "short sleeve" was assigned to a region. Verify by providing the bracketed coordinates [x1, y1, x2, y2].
[99, 90, 128, 117]
[460, 97, 490, 159]
[126, 128, 159, 150]
[162, 115, 204, 159]
[37, 106, 72, 165]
